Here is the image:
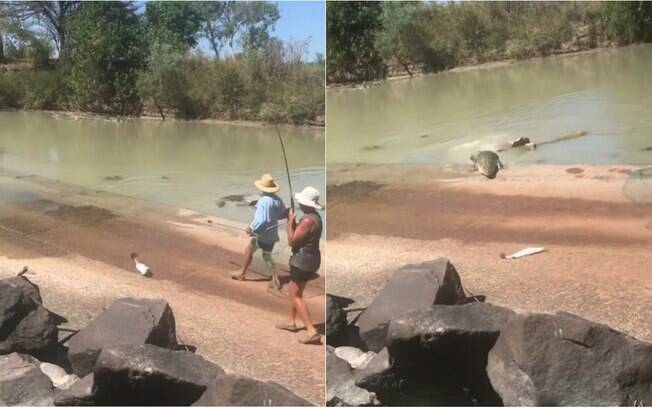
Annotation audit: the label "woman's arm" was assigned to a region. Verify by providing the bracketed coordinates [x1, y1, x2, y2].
[287, 209, 315, 247]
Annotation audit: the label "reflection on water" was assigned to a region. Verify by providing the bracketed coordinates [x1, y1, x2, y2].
[328, 44, 652, 166]
[0, 111, 325, 224]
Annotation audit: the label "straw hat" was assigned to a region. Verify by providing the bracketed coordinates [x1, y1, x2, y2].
[254, 174, 280, 193]
[295, 186, 322, 209]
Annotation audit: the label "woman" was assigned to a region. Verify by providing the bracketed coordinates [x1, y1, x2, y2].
[276, 186, 322, 344]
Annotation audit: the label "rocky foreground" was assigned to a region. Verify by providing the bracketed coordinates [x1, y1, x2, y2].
[0, 274, 311, 406]
[326, 258, 652, 406]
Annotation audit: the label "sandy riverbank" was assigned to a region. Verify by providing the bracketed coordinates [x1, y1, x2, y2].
[0, 173, 325, 404]
[327, 163, 652, 342]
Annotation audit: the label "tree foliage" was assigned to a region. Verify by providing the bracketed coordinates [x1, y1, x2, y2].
[1, 1, 322, 125]
[327, 1, 652, 84]
[197, 1, 279, 58]
[66, 1, 145, 115]
[0, 1, 80, 59]
[327, 1, 386, 83]
[144, 1, 203, 49]
[605, 1, 652, 44]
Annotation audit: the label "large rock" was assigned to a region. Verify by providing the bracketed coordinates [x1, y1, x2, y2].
[67, 297, 177, 377]
[193, 375, 312, 406]
[0, 353, 54, 406]
[54, 375, 95, 406]
[0, 276, 60, 361]
[327, 347, 379, 406]
[487, 311, 652, 406]
[93, 344, 224, 405]
[326, 294, 353, 346]
[355, 258, 466, 351]
[377, 302, 515, 405]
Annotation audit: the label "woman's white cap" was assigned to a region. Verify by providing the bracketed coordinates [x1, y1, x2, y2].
[294, 186, 322, 209]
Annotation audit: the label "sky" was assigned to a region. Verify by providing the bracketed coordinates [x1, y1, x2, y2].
[274, 1, 325, 60]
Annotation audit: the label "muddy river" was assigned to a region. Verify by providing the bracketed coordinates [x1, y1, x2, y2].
[0, 111, 325, 225]
[327, 44, 652, 166]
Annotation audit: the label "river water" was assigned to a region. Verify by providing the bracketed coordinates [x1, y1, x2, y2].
[0, 111, 325, 225]
[327, 45, 652, 166]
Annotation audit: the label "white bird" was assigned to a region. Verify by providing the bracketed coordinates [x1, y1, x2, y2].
[130, 253, 152, 277]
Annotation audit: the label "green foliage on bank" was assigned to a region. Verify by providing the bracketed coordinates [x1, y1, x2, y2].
[0, 1, 324, 125]
[327, 1, 652, 84]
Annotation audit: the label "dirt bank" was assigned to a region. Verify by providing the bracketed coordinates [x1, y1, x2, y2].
[327, 164, 652, 342]
[0, 173, 325, 404]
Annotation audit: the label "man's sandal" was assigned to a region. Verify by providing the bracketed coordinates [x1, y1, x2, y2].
[231, 274, 246, 281]
[275, 322, 301, 332]
[298, 332, 321, 345]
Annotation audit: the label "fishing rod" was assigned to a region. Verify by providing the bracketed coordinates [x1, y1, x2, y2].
[275, 125, 294, 210]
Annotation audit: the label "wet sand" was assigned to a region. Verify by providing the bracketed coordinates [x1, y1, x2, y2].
[327, 163, 652, 342]
[0, 173, 325, 404]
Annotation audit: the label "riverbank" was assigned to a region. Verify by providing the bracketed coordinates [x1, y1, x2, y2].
[0, 172, 325, 404]
[327, 44, 641, 90]
[326, 163, 652, 342]
[0, 108, 325, 129]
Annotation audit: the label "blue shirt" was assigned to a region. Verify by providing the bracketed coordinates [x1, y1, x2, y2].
[249, 193, 286, 244]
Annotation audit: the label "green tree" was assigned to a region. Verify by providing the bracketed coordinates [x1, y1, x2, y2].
[197, 1, 279, 59]
[137, 40, 188, 120]
[0, 1, 80, 60]
[66, 1, 145, 115]
[375, 2, 434, 77]
[144, 1, 203, 49]
[327, 1, 386, 83]
[605, 1, 652, 44]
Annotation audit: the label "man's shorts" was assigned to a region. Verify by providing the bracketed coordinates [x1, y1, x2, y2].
[250, 237, 274, 253]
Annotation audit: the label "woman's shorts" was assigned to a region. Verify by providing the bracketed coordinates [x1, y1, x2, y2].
[289, 265, 318, 284]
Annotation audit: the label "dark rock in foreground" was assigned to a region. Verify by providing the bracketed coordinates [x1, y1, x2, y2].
[488, 311, 652, 406]
[0, 353, 54, 406]
[193, 375, 312, 406]
[377, 302, 515, 405]
[54, 375, 94, 406]
[355, 258, 466, 351]
[93, 344, 224, 406]
[326, 294, 353, 346]
[68, 297, 177, 377]
[326, 347, 379, 406]
[0, 276, 61, 362]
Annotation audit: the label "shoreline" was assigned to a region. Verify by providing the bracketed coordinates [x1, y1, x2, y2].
[327, 43, 645, 90]
[0, 108, 325, 130]
[0, 172, 325, 403]
[326, 163, 652, 342]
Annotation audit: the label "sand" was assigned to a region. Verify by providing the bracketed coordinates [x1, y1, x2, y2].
[0, 173, 325, 404]
[327, 163, 652, 342]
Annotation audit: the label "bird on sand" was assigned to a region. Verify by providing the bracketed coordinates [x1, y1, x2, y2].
[130, 253, 152, 277]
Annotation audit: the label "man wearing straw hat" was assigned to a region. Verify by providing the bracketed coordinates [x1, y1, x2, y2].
[232, 174, 286, 283]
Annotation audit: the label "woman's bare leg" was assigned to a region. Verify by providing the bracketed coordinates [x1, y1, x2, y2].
[287, 292, 297, 326]
[289, 280, 317, 336]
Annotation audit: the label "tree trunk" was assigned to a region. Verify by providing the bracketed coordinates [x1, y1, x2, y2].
[0, 32, 4, 63]
[154, 98, 165, 120]
[399, 59, 413, 78]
